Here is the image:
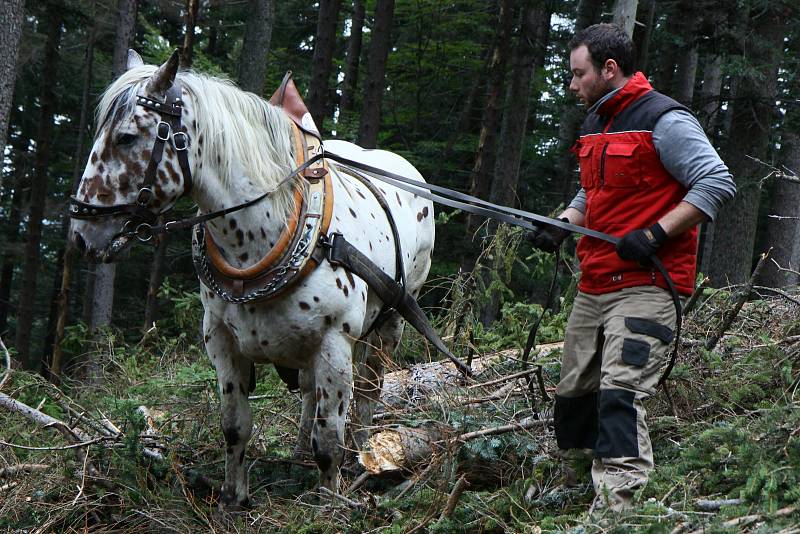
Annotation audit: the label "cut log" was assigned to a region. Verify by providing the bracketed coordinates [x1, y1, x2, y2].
[378, 342, 563, 412]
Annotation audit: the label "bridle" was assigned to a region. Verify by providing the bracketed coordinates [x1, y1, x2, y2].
[69, 83, 193, 242]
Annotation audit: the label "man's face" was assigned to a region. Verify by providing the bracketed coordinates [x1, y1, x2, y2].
[569, 45, 613, 107]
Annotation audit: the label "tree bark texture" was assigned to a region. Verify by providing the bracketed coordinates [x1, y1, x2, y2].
[673, 1, 699, 106]
[554, 0, 604, 208]
[52, 22, 98, 383]
[111, 0, 138, 79]
[340, 0, 366, 112]
[482, 0, 553, 325]
[15, 6, 63, 367]
[142, 234, 169, 332]
[180, 0, 200, 69]
[632, 0, 655, 73]
[707, 6, 786, 286]
[0, 0, 24, 177]
[237, 0, 275, 95]
[357, 0, 395, 149]
[463, 0, 515, 240]
[612, 0, 638, 37]
[0, 172, 24, 335]
[759, 132, 800, 287]
[306, 0, 343, 133]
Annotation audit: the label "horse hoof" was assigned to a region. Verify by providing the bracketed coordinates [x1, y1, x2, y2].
[218, 490, 251, 512]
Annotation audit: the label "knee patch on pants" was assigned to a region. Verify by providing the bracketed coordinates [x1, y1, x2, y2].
[555, 392, 598, 450]
[596, 389, 638, 458]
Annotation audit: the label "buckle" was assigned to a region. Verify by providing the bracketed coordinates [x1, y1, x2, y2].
[136, 187, 154, 206]
[172, 131, 189, 151]
[156, 121, 171, 141]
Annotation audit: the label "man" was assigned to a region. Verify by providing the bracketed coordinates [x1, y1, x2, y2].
[528, 24, 736, 512]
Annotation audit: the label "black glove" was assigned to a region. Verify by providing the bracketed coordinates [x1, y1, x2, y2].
[615, 222, 668, 263]
[526, 218, 571, 253]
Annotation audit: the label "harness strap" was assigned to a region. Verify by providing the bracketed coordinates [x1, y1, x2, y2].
[323, 232, 472, 378]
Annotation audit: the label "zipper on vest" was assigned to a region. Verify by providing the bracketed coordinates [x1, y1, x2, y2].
[599, 142, 609, 187]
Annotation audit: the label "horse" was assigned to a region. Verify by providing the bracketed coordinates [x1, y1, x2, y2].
[69, 50, 435, 509]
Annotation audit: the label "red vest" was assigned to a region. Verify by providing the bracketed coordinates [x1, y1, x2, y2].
[575, 72, 698, 296]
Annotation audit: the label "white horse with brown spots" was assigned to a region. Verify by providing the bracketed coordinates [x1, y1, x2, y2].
[69, 51, 435, 509]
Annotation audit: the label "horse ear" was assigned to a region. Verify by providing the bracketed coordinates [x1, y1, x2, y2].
[145, 49, 180, 99]
[126, 49, 144, 70]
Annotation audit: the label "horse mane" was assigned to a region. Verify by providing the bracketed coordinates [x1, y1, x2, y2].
[96, 66, 298, 225]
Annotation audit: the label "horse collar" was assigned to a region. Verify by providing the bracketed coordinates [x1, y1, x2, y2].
[192, 122, 333, 303]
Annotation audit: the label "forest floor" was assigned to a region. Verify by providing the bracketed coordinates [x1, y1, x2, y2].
[2, 287, 800, 533]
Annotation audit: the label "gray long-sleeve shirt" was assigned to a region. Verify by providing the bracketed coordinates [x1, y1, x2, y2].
[567, 89, 736, 221]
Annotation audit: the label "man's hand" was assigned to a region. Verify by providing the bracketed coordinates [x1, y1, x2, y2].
[615, 222, 668, 263]
[527, 218, 571, 253]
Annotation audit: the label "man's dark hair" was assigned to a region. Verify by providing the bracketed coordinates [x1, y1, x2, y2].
[568, 23, 635, 76]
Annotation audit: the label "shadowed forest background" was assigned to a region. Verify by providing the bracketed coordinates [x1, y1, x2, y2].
[1, 0, 800, 532]
[1, 0, 798, 373]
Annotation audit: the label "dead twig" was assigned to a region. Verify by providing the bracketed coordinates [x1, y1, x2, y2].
[456, 416, 551, 442]
[318, 486, 364, 509]
[682, 276, 710, 315]
[705, 250, 771, 351]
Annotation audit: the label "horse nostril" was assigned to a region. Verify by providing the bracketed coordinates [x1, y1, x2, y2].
[73, 232, 87, 252]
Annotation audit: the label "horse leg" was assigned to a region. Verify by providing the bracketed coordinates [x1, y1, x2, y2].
[352, 314, 401, 450]
[311, 333, 354, 492]
[206, 329, 253, 509]
[293, 368, 315, 459]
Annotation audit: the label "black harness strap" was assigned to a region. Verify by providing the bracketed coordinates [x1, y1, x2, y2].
[323, 232, 472, 378]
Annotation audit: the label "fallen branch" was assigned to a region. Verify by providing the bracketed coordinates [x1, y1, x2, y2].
[440, 474, 469, 519]
[456, 416, 551, 441]
[705, 250, 771, 351]
[695, 498, 742, 511]
[682, 276, 710, 315]
[0, 464, 50, 477]
[319, 486, 364, 509]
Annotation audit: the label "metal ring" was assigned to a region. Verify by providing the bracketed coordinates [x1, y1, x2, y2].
[135, 223, 154, 242]
[136, 187, 154, 206]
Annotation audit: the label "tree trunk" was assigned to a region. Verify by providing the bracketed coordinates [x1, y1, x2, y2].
[111, 0, 138, 79]
[759, 132, 800, 287]
[612, 0, 638, 37]
[0, 172, 25, 335]
[180, 0, 200, 68]
[15, 5, 63, 367]
[463, 0, 515, 242]
[237, 0, 275, 95]
[707, 6, 786, 286]
[142, 234, 168, 333]
[306, 0, 342, 133]
[356, 0, 395, 148]
[340, 0, 365, 112]
[0, 0, 24, 176]
[51, 18, 98, 383]
[554, 0, 604, 208]
[632, 0, 654, 73]
[481, 0, 553, 325]
[673, 1, 699, 106]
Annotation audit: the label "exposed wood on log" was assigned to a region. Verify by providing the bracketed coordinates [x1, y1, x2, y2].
[359, 416, 552, 474]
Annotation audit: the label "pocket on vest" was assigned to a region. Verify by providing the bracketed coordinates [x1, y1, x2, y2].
[578, 143, 596, 189]
[603, 142, 641, 187]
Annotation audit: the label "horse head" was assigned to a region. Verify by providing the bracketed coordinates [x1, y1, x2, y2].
[69, 50, 193, 262]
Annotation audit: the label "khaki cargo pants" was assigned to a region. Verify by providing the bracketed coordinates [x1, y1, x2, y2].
[554, 286, 676, 511]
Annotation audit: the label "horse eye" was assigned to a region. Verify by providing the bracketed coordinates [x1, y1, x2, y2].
[116, 133, 137, 146]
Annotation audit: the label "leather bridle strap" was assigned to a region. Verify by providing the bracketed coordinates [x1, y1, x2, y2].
[69, 83, 192, 228]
